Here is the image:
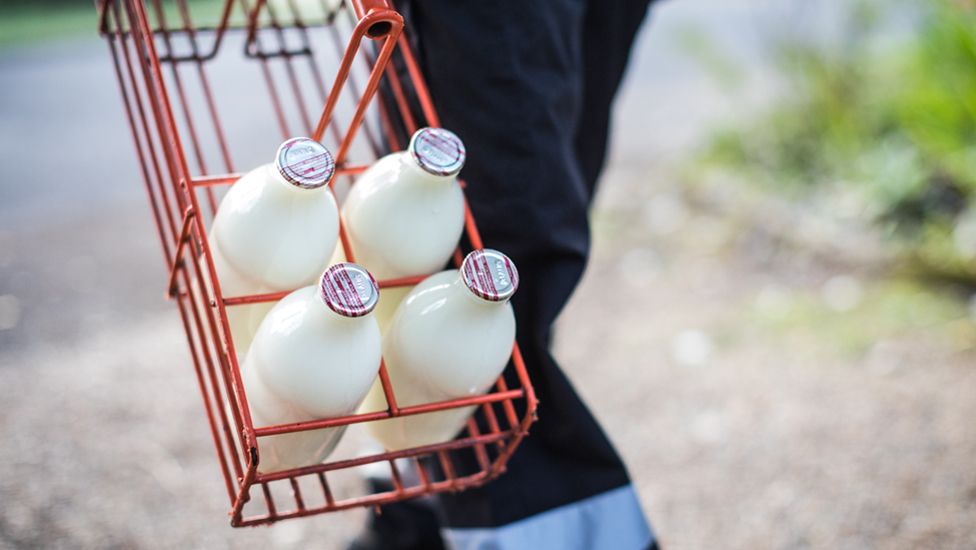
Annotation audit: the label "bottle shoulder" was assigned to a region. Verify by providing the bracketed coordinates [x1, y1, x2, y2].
[259, 287, 365, 340]
[250, 288, 381, 382]
[345, 152, 461, 210]
[218, 163, 338, 215]
[210, 163, 339, 289]
[346, 153, 404, 197]
[246, 286, 382, 418]
[395, 270, 514, 327]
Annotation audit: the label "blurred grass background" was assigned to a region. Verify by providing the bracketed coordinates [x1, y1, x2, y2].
[0, 0, 230, 49]
[1, 1, 96, 48]
[692, 0, 976, 289]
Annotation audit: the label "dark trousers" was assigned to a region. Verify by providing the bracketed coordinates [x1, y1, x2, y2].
[372, 0, 655, 546]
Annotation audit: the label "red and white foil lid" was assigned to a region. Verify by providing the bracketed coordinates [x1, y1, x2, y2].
[461, 249, 519, 302]
[319, 263, 379, 317]
[276, 137, 336, 189]
[409, 127, 466, 177]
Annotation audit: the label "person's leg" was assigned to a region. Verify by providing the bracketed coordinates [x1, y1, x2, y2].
[575, 0, 657, 196]
[348, 478, 445, 550]
[404, 1, 656, 548]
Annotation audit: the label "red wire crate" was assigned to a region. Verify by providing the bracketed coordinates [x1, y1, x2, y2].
[97, 0, 537, 527]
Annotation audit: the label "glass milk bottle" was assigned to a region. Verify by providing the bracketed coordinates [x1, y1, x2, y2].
[243, 263, 382, 472]
[336, 127, 466, 330]
[362, 249, 519, 450]
[209, 137, 339, 357]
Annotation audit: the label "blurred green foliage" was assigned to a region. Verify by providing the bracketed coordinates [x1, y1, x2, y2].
[0, 2, 99, 48]
[0, 1, 227, 49]
[749, 278, 975, 357]
[701, 0, 976, 286]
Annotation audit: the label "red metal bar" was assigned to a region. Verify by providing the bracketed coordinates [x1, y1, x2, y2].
[260, 59, 292, 139]
[191, 174, 241, 187]
[350, 0, 393, 20]
[388, 459, 404, 493]
[286, 0, 350, 152]
[376, 358, 400, 415]
[264, 1, 315, 134]
[311, 9, 402, 145]
[376, 274, 427, 288]
[318, 472, 336, 506]
[243, 0, 267, 57]
[185, 237, 250, 458]
[481, 400, 506, 450]
[437, 451, 458, 490]
[511, 344, 538, 420]
[97, 0, 111, 35]
[105, 12, 173, 266]
[150, 0, 218, 213]
[290, 477, 306, 511]
[222, 273, 427, 306]
[238, 470, 491, 526]
[383, 62, 417, 134]
[175, 289, 236, 501]
[397, 33, 439, 127]
[256, 431, 510, 483]
[149, 0, 235, 62]
[180, 260, 246, 483]
[254, 389, 524, 437]
[109, 0, 247, 504]
[333, 20, 401, 163]
[190, 165, 370, 188]
[336, 7, 384, 155]
[374, 84, 402, 151]
[261, 482, 277, 517]
[174, 0, 236, 177]
[123, 0, 259, 516]
[465, 417, 492, 472]
[111, 0, 180, 251]
[414, 458, 431, 490]
[493, 376, 520, 431]
[166, 207, 195, 297]
[349, 0, 397, 39]
[124, 0, 253, 489]
[311, 16, 366, 141]
[461, 197, 484, 250]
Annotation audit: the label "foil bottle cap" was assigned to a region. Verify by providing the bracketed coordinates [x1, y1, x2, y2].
[408, 127, 466, 177]
[460, 249, 519, 303]
[319, 263, 379, 317]
[275, 137, 336, 189]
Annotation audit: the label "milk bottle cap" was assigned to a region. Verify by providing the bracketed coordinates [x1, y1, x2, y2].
[319, 263, 380, 317]
[276, 137, 336, 189]
[461, 249, 519, 302]
[408, 127, 466, 177]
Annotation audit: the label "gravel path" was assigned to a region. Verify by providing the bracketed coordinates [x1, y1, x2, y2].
[560, 167, 976, 549]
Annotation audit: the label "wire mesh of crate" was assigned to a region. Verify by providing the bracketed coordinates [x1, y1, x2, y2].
[97, 0, 538, 527]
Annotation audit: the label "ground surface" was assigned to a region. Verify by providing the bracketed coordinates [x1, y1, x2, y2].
[1, 1, 975, 549]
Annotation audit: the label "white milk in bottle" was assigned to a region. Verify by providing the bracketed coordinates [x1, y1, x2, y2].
[363, 249, 519, 450]
[339, 127, 467, 329]
[243, 263, 382, 472]
[209, 137, 339, 357]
